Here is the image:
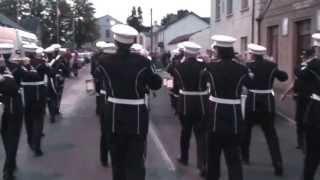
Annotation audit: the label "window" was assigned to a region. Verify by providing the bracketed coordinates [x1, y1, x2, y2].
[296, 19, 311, 65]
[241, 0, 249, 10]
[105, 30, 110, 38]
[240, 36, 248, 53]
[216, 0, 221, 20]
[267, 26, 279, 63]
[227, 0, 233, 16]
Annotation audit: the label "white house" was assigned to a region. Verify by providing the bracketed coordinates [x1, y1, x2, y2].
[96, 15, 122, 43]
[211, 0, 263, 53]
[153, 13, 210, 53]
[189, 27, 211, 54]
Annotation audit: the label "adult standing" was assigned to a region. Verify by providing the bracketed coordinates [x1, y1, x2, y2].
[0, 43, 23, 180]
[297, 33, 320, 180]
[171, 41, 208, 177]
[97, 24, 162, 180]
[241, 44, 288, 176]
[201, 35, 251, 180]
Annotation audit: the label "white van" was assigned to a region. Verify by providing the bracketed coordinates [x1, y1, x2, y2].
[0, 26, 38, 56]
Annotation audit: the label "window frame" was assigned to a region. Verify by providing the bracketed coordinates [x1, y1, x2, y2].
[241, 0, 249, 12]
[226, 0, 233, 17]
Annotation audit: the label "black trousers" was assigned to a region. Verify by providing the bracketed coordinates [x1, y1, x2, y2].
[110, 133, 146, 180]
[303, 128, 320, 180]
[179, 114, 207, 170]
[99, 98, 110, 164]
[25, 100, 46, 151]
[294, 96, 308, 147]
[242, 111, 283, 169]
[48, 95, 58, 119]
[56, 86, 64, 113]
[1, 111, 23, 174]
[207, 133, 243, 180]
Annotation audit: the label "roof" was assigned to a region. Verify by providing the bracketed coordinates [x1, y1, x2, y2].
[201, 17, 210, 24]
[156, 12, 210, 33]
[0, 13, 24, 30]
[168, 31, 200, 45]
[97, 14, 122, 24]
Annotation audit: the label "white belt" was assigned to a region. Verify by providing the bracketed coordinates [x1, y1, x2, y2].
[100, 90, 107, 95]
[107, 97, 145, 105]
[179, 89, 209, 96]
[310, 94, 320, 102]
[21, 81, 46, 86]
[249, 89, 274, 94]
[209, 96, 241, 105]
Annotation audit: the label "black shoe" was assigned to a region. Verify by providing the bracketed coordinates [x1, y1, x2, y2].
[274, 167, 283, 176]
[101, 160, 109, 167]
[50, 117, 56, 123]
[199, 169, 207, 178]
[3, 172, 15, 180]
[242, 156, 250, 165]
[177, 157, 188, 166]
[34, 150, 43, 157]
[27, 141, 34, 151]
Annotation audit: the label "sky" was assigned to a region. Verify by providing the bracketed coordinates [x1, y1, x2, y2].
[89, 0, 211, 26]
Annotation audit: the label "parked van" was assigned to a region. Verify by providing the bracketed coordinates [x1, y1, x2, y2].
[0, 26, 38, 56]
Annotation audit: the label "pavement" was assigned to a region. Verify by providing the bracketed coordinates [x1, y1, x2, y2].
[0, 66, 319, 180]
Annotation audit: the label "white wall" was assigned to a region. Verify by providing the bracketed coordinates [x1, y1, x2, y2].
[159, 14, 209, 51]
[211, 0, 262, 53]
[97, 15, 121, 43]
[190, 27, 211, 54]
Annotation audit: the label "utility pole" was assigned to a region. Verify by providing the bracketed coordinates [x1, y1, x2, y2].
[56, 0, 60, 44]
[150, 8, 153, 55]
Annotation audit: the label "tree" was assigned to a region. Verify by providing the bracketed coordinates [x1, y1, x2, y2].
[40, 0, 73, 47]
[161, 9, 190, 26]
[127, 6, 145, 33]
[73, 0, 99, 48]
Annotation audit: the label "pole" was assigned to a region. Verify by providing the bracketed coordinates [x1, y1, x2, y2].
[251, 0, 255, 43]
[56, 0, 60, 44]
[150, 8, 153, 55]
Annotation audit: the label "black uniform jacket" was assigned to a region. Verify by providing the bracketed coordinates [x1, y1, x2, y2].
[50, 55, 67, 91]
[172, 57, 208, 116]
[245, 59, 288, 113]
[294, 61, 313, 98]
[296, 58, 320, 128]
[201, 59, 251, 135]
[0, 71, 22, 116]
[97, 52, 162, 135]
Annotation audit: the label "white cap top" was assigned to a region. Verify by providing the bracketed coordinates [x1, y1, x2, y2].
[183, 41, 201, 55]
[312, 33, 320, 47]
[11, 56, 30, 62]
[44, 46, 55, 53]
[177, 42, 187, 50]
[171, 48, 180, 55]
[211, 34, 236, 48]
[59, 48, 67, 53]
[0, 43, 14, 54]
[111, 24, 138, 44]
[96, 41, 108, 49]
[130, 43, 144, 53]
[103, 43, 117, 54]
[22, 43, 38, 53]
[36, 47, 44, 54]
[247, 43, 267, 55]
[51, 44, 61, 50]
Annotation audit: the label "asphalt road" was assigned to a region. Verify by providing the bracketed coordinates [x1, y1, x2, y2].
[0, 65, 319, 180]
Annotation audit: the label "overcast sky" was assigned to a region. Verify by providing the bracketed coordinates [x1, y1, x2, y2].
[89, 0, 211, 25]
